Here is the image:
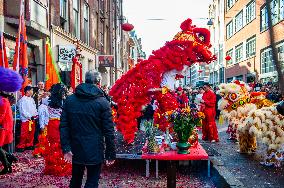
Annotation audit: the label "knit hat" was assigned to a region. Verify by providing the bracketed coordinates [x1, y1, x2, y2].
[0, 67, 23, 92]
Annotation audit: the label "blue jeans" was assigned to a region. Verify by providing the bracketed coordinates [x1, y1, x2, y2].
[70, 163, 102, 188]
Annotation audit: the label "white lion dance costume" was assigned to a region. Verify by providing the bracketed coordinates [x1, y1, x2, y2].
[218, 80, 284, 167]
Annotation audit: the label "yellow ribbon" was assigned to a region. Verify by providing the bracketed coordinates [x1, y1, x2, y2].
[28, 121, 33, 132]
[50, 118, 60, 121]
[162, 87, 169, 95]
[218, 115, 224, 126]
[43, 127, 47, 136]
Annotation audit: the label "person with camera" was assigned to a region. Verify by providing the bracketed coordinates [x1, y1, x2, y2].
[16, 86, 38, 152]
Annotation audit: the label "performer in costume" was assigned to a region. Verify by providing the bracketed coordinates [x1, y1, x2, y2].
[16, 86, 38, 152]
[43, 83, 71, 176]
[0, 67, 23, 175]
[176, 87, 189, 108]
[201, 83, 219, 142]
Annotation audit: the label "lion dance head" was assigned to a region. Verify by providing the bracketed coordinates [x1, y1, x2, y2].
[217, 80, 251, 112]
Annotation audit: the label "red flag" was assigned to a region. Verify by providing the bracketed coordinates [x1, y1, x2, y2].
[0, 32, 9, 68]
[13, 0, 29, 92]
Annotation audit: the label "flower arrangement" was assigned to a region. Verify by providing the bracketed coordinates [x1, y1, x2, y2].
[168, 107, 203, 142]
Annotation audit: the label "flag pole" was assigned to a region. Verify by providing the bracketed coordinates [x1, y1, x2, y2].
[12, 0, 25, 153]
[0, 32, 5, 68]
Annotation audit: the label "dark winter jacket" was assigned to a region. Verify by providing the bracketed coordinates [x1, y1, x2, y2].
[60, 83, 116, 165]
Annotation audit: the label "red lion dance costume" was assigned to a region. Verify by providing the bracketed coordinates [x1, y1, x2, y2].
[110, 18, 216, 143]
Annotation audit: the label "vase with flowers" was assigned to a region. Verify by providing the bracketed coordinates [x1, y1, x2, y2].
[168, 107, 204, 154]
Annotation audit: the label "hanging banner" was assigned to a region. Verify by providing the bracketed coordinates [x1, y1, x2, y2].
[98, 55, 114, 67]
[0, 32, 9, 68]
[71, 56, 82, 90]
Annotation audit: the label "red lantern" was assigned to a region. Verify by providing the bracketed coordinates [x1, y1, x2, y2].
[198, 70, 203, 73]
[121, 23, 134, 32]
[225, 55, 231, 61]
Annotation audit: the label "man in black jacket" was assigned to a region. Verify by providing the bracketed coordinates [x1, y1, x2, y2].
[60, 70, 116, 188]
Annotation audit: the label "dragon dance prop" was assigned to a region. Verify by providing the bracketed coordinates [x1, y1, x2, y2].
[110, 18, 216, 143]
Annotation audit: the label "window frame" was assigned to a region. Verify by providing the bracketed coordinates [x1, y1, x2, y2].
[235, 10, 243, 32]
[226, 48, 234, 65]
[83, 2, 90, 45]
[226, 21, 234, 39]
[227, 0, 235, 11]
[246, 0, 256, 24]
[235, 43, 243, 63]
[246, 35, 256, 58]
[73, 0, 80, 39]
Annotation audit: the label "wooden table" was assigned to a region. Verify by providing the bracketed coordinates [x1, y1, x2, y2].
[141, 143, 210, 188]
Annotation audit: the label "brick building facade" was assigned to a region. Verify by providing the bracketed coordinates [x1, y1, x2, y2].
[224, 0, 284, 83]
[0, 0, 135, 87]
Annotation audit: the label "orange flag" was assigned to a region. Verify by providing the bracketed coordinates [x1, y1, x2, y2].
[13, 0, 29, 93]
[45, 39, 61, 90]
[0, 32, 9, 68]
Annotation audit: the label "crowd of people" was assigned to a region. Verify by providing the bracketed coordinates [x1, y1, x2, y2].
[1, 64, 284, 187]
[0, 69, 116, 187]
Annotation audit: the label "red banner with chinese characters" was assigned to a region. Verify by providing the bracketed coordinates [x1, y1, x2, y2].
[71, 56, 82, 90]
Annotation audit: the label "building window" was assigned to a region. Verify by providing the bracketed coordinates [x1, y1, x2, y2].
[73, 0, 80, 38]
[261, 0, 284, 32]
[227, 0, 234, 10]
[246, 0, 256, 24]
[280, 0, 284, 20]
[100, 0, 105, 14]
[30, 0, 48, 28]
[261, 49, 274, 74]
[100, 32, 104, 53]
[277, 43, 284, 69]
[226, 21, 234, 39]
[219, 44, 224, 65]
[246, 36, 256, 58]
[261, 6, 269, 31]
[235, 43, 243, 63]
[226, 49, 234, 65]
[261, 42, 284, 74]
[84, 2, 89, 45]
[235, 10, 243, 32]
[219, 67, 225, 83]
[60, 0, 68, 30]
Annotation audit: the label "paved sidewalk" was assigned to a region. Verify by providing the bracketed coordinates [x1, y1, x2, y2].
[201, 123, 284, 188]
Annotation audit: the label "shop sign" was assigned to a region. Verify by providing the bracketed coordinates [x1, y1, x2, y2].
[58, 45, 76, 63]
[98, 55, 114, 67]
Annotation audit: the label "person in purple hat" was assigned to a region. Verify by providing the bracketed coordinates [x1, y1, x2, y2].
[0, 67, 23, 175]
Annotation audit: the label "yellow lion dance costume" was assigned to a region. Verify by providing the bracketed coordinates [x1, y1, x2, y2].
[218, 80, 284, 167]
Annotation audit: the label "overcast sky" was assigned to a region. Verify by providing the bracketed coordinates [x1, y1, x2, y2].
[123, 0, 212, 56]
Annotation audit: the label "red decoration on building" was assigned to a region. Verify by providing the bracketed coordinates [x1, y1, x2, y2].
[225, 55, 231, 61]
[71, 55, 82, 90]
[198, 70, 203, 73]
[121, 23, 134, 31]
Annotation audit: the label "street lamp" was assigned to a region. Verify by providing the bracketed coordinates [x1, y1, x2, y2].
[207, 19, 214, 26]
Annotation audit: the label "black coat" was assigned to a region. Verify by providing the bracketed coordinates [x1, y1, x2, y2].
[60, 83, 116, 165]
